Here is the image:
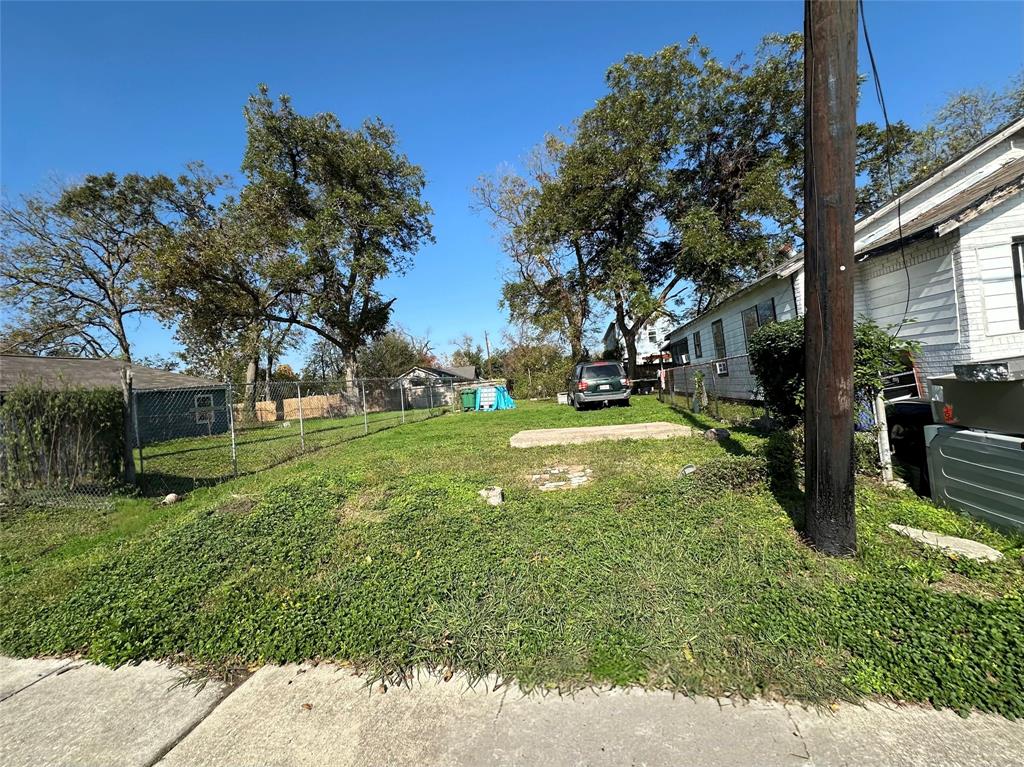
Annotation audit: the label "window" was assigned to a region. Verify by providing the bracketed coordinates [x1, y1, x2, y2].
[194, 393, 214, 425]
[711, 319, 727, 359]
[647, 329, 658, 344]
[581, 362, 624, 379]
[756, 298, 777, 326]
[742, 297, 778, 349]
[693, 330, 703, 358]
[1013, 237, 1024, 331]
[670, 337, 690, 365]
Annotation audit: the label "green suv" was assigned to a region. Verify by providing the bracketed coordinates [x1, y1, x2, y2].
[570, 361, 631, 410]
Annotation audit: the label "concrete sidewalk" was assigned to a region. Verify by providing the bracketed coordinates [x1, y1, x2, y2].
[2, 658, 1023, 766]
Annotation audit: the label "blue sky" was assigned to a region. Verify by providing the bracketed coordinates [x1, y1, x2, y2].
[2, 1, 1022, 368]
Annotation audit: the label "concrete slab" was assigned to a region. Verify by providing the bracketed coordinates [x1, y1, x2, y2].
[160, 666, 802, 767]
[791, 700, 1024, 766]
[888, 524, 1004, 562]
[510, 421, 693, 449]
[161, 665, 1024, 766]
[0, 659, 228, 767]
[0, 656, 73, 701]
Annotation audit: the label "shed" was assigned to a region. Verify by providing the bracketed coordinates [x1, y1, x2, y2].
[0, 355, 230, 443]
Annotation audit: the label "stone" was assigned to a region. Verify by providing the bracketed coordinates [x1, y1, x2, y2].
[531, 465, 592, 492]
[888, 524, 1004, 562]
[678, 464, 697, 477]
[703, 428, 731, 441]
[478, 487, 503, 506]
[161, 493, 182, 505]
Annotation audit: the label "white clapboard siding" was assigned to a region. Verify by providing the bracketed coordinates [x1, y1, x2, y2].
[857, 244, 959, 346]
[960, 195, 1024, 339]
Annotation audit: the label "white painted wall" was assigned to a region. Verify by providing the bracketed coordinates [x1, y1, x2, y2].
[664, 275, 799, 400]
[603, 315, 676, 360]
[958, 194, 1024, 355]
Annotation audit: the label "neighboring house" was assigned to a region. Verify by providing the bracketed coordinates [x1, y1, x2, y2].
[661, 116, 1024, 402]
[0, 354, 230, 442]
[601, 315, 676, 364]
[393, 365, 478, 387]
[393, 365, 477, 408]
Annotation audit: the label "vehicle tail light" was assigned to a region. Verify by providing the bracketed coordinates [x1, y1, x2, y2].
[577, 380, 588, 392]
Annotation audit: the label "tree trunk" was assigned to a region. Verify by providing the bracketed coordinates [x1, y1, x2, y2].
[244, 355, 259, 419]
[614, 301, 638, 379]
[120, 365, 136, 486]
[264, 350, 274, 402]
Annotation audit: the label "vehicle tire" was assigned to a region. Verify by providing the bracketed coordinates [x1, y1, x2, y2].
[572, 397, 582, 411]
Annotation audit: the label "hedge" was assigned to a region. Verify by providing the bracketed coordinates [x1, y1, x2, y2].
[0, 383, 124, 497]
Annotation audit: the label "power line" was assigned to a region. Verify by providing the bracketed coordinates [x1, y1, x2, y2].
[859, 0, 912, 339]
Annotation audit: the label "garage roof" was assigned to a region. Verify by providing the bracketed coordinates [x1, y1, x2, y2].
[0, 355, 224, 392]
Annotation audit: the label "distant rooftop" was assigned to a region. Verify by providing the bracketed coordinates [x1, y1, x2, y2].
[0, 355, 224, 392]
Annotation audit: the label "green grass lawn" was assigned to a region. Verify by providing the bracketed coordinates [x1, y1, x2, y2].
[2, 396, 1023, 716]
[136, 405, 443, 495]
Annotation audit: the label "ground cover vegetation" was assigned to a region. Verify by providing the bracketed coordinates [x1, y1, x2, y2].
[1, 398, 1021, 717]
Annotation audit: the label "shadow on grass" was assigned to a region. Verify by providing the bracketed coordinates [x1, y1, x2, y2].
[669, 401, 807, 533]
[135, 409, 445, 498]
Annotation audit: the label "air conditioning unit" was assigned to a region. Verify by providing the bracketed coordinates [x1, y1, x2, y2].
[715, 361, 729, 376]
[679, 354, 690, 365]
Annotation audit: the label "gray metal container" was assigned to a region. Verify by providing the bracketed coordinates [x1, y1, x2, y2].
[928, 374, 1024, 436]
[925, 425, 1024, 532]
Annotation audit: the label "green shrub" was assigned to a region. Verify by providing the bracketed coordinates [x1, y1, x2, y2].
[854, 432, 881, 477]
[761, 427, 879, 484]
[0, 384, 123, 496]
[748, 316, 919, 426]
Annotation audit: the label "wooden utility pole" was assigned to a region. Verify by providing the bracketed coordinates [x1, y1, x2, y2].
[483, 330, 493, 378]
[803, 0, 858, 556]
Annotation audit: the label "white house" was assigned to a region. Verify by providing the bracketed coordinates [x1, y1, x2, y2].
[601, 315, 677, 364]
[662, 116, 1024, 402]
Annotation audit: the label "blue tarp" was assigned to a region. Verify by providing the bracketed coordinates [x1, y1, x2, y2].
[472, 385, 516, 411]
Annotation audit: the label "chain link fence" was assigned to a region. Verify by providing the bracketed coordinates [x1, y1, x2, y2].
[133, 377, 456, 496]
[658, 357, 766, 419]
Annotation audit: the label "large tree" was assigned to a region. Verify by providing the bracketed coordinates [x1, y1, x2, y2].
[357, 328, 434, 379]
[1, 173, 188, 360]
[473, 138, 598, 361]
[240, 85, 434, 380]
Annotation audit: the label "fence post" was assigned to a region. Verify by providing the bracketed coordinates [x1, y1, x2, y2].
[874, 391, 894, 483]
[399, 381, 405, 424]
[428, 382, 435, 412]
[226, 383, 238, 478]
[296, 382, 305, 452]
[132, 388, 144, 483]
[361, 381, 368, 435]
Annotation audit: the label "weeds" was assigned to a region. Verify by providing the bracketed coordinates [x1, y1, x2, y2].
[1, 396, 1022, 715]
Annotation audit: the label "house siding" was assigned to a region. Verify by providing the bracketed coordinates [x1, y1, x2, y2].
[958, 194, 1024, 358]
[662, 125, 1024, 403]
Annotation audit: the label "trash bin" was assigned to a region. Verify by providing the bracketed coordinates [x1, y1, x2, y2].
[460, 389, 477, 411]
[886, 397, 935, 496]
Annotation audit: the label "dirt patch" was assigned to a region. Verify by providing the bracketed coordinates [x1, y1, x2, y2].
[338, 486, 389, 522]
[219, 495, 255, 516]
[929, 571, 1001, 600]
[529, 465, 593, 492]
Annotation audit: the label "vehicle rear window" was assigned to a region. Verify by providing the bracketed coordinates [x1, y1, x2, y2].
[582, 363, 623, 379]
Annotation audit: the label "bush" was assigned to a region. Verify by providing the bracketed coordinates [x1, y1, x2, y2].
[761, 427, 880, 486]
[748, 316, 918, 426]
[0, 384, 124, 496]
[854, 432, 881, 477]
